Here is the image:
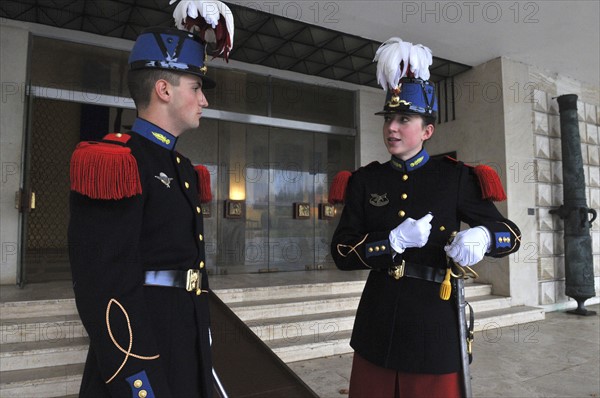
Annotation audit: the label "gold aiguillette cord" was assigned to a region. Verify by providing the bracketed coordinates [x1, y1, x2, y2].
[440, 231, 479, 300]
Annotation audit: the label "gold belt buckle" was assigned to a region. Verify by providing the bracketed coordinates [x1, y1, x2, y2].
[389, 260, 406, 280]
[185, 269, 202, 295]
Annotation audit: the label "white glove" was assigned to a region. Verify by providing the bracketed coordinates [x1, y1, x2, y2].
[389, 213, 433, 254]
[444, 226, 492, 266]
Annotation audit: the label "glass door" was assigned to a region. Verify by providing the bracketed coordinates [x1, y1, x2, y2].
[180, 120, 355, 275]
[313, 133, 356, 269]
[216, 122, 269, 273]
[268, 128, 315, 272]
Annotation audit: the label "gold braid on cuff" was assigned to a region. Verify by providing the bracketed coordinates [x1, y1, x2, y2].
[105, 298, 160, 384]
[336, 234, 372, 268]
[497, 221, 522, 252]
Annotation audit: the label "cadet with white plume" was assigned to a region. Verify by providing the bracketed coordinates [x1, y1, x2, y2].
[330, 37, 521, 397]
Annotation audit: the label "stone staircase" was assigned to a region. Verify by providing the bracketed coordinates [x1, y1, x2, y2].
[0, 298, 84, 397]
[0, 281, 545, 397]
[216, 281, 545, 363]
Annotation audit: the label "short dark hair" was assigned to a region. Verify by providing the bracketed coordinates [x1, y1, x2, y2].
[127, 69, 182, 109]
[421, 115, 436, 128]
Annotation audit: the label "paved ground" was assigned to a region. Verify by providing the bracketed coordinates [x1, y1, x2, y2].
[288, 305, 600, 398]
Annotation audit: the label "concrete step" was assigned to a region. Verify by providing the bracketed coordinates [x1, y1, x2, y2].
[215, 280, 492, 304]
[0, 283, 492, 328]
[0, 281, 490, 321]
[1, 314, 86, 344]
[268, 330, 354, 363]
[220, 281, 492, 318]
[228, 292, 361, 321]
[0, 298, 78, 320]
[269, 305, 545, 363]
[227, 290, 504, 322]
[0, 363, 83, 397]
[463, 282, 492, 297]
[218, 281, 510, 364]
[0, 337, 88, 372]
[213, 280, 366, 303]
[242, 293, 513, 342]
[246, 309, 357, 343]
[258, 301, 541, 364]
[473, 305, 545, 332]
[468, 294, 512, 313]
[266, 305, 544, 363]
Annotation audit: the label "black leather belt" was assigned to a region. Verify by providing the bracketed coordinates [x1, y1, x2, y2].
[387, 260, 446, 283]
[144, 269, 205, 295]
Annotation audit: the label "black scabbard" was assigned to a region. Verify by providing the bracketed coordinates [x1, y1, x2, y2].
[454, 277, 473, 398]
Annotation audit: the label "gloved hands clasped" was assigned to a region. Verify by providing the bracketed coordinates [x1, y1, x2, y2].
[389, 213, 433, 254]
[444, 226, 492, 266]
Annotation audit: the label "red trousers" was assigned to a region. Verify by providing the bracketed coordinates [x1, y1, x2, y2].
[349, 353, 462, 398]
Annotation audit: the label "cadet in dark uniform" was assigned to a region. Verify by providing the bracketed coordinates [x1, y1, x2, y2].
[330, 38, 521, 397]
[68, 4, 233, 396]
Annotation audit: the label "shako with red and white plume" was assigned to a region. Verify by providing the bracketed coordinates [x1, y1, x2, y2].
[71, 3, 231, 201]
[128, 1, 234, 89]
[171, 0, 234, 61]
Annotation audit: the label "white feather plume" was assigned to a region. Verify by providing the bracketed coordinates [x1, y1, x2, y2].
[374, 37, 433, 90]
[409, 44, 432, 81]
[170, 0, 234, 58]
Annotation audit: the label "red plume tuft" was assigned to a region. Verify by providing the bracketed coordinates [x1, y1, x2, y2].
[329, 171, 352, 204]
[474, 165, 507, 202]
[194, 165, 212, 203]
[173, 0, 234, 61]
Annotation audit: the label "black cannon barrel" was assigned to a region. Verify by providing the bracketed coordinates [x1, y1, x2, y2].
[550, 94, 596, 315]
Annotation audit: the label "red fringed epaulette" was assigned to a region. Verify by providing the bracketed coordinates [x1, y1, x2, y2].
[70, 133, 142, 200]
[329, 171, 352, 204]
[445, 156, 507, 201]
[194, 165, 212, 204]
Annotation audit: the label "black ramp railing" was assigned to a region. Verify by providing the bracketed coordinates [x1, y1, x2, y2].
[209, 291, 320, 398]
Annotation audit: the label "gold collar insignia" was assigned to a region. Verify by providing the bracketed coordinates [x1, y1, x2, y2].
[152, 132, 171, 146]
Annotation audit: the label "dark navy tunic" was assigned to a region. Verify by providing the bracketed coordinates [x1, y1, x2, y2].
[69, 118, 212, 397]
